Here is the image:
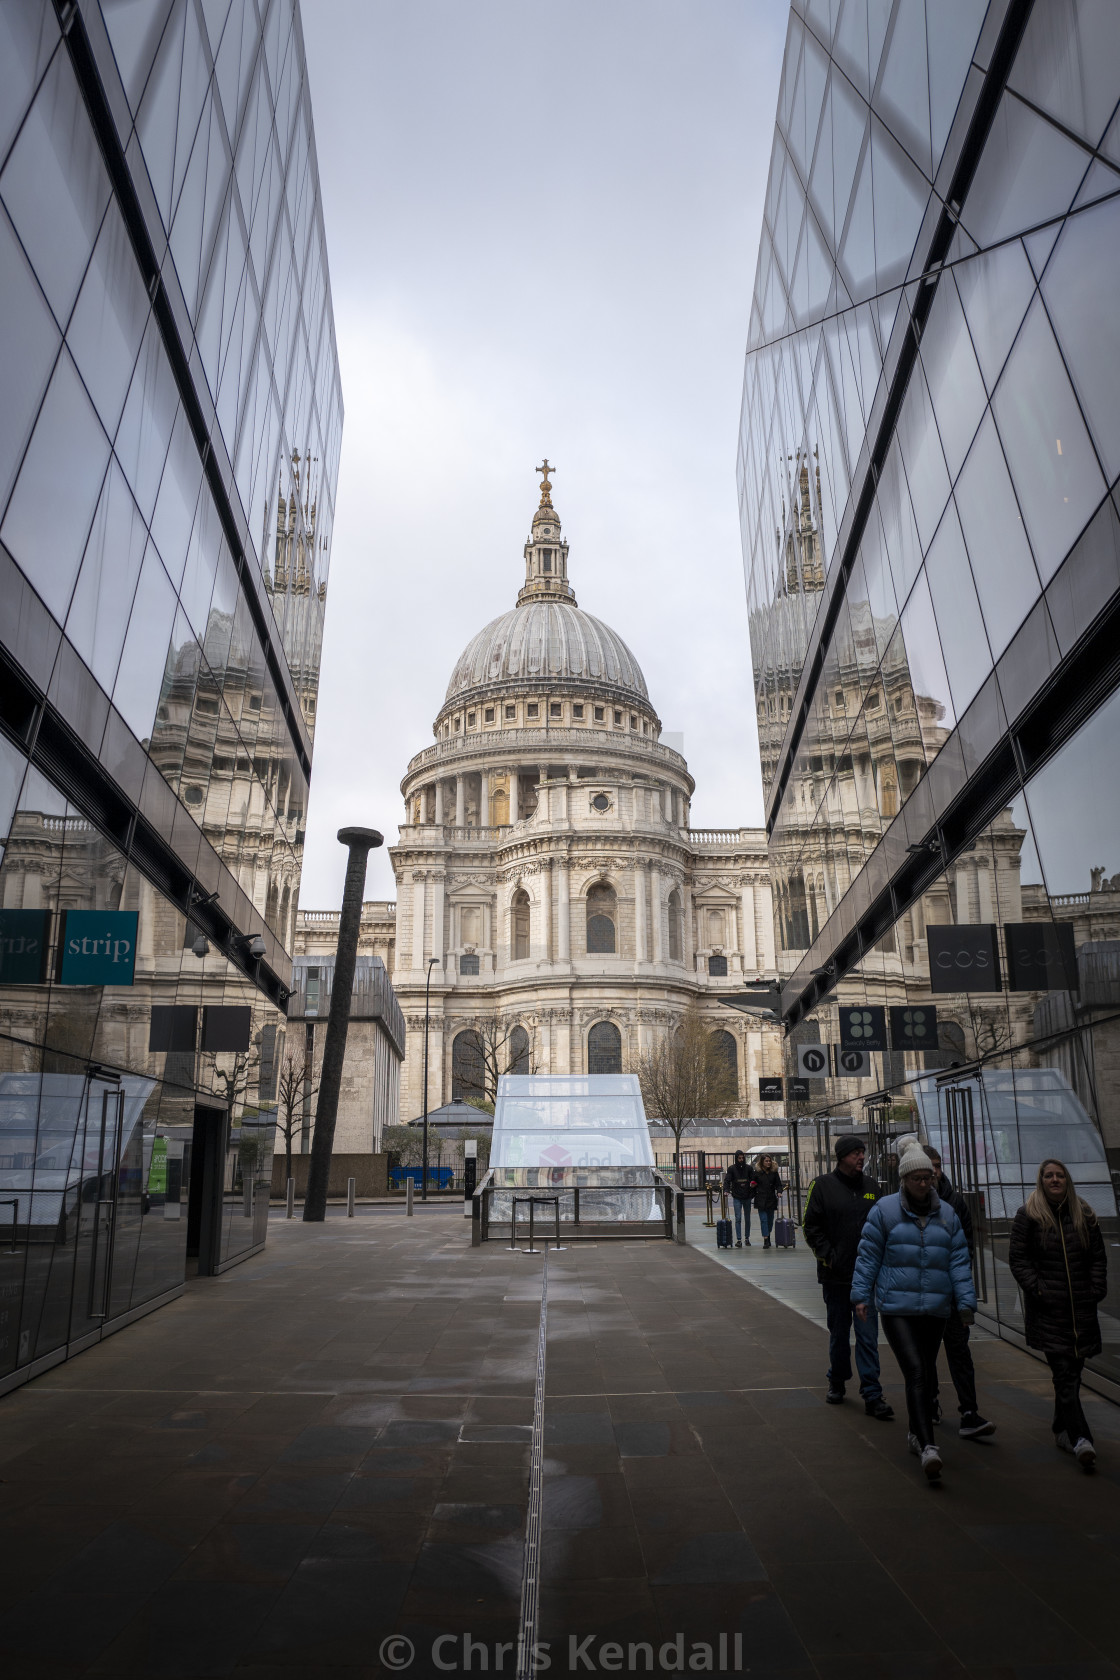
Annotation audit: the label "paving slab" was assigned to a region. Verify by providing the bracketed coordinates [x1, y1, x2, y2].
[0, 1207, 1117, 1677]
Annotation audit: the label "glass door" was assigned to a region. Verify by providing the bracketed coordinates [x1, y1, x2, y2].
[69, 1078, 124, 1341]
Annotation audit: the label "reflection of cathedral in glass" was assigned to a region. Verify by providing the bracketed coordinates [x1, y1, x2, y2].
[741, 1, 1120, 1384]
[0, 1, 341, 1393]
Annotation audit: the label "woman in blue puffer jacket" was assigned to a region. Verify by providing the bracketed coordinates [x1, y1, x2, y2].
[851, 1142, 977, 1483]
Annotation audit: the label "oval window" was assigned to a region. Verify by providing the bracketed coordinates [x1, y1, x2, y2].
[591, 793, 609, 812]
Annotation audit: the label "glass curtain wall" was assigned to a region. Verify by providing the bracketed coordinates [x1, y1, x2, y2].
[0, 1, 341, 1391]
[740, 0, 1120, 1377]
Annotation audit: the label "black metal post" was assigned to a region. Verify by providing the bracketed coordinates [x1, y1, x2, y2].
[421, 956, 439, 1200]
[303, 827, 382, 1222]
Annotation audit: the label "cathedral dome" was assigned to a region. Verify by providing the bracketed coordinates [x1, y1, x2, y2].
[445, 600, 649, 703]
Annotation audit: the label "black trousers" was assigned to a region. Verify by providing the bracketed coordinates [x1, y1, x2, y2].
[881, 1314, 946, 1449]
[931, 1309, 978, 1417]
[1046, 1352, 1092, 1444]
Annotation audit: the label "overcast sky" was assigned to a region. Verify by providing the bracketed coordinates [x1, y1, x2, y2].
[298, 0, 788, 907]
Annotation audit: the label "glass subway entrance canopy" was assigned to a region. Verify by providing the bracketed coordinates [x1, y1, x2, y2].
[489, 1075, 659, 1225]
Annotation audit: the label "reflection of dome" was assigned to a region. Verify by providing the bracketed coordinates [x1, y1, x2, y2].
[445, 601, 649, 703]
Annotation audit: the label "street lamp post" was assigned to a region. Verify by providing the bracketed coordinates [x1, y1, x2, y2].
[421, 955, 439, 1201]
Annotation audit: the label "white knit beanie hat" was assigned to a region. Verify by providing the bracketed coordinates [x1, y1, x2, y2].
[898, 1143, 934, 1178]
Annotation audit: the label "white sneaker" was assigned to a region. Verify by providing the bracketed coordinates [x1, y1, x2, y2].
[920, 1444, 943, 1482]
[1073, 1437, 1096, 1470]
[907, 1432, 921, 1457]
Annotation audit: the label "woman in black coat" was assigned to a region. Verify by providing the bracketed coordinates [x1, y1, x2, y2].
[1008, 1158, 1107, 1469]
[749, 1154, 785, 1249]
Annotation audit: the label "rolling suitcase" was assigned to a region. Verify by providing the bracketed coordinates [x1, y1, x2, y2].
[716, 1192, 734, 1250]
[774, 1195, 796, 1249]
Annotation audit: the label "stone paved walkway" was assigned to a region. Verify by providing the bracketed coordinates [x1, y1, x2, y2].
[1, 1208, 1119, 1678]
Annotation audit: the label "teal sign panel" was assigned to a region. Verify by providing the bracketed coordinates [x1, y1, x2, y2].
[57, 910, 139, 986]
[0, 909, 51, 983]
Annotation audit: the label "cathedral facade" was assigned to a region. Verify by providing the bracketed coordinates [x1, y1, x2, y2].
[385, 466, 780, 1120]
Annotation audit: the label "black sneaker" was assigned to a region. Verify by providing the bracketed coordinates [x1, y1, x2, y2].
[865, 1397, 894, 1421]
[763, 1237, 772, 1248]
[825, 1385, 846, 1405]
[735, 1240, 742, 1248]
[959, 1412, 996, 1439]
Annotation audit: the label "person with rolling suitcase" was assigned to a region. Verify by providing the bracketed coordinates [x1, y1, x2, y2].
[716, 1191, 734, 1250]
[749, 1154, 785, 1248]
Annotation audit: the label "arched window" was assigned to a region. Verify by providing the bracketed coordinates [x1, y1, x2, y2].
[586, 881, 617, 954]
[452, 1030, 485, 1104]
[508, 1024, 530, 1075]
[511, 888, 530, 960]
[667, 888, 682, 962]
[588, 1020, 622, 1074]
[710, 1029, 737, 1083]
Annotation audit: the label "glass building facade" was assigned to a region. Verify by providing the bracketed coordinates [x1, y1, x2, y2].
[0, 0, 341, 1393]
[740, 0, 1120, 1379]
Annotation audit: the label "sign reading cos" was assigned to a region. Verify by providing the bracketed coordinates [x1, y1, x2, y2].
[926, 924, 1001, 993]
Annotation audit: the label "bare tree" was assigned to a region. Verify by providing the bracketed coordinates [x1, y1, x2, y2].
[638, 1006, 740, 1170]
[203, 1047, 261, 1114]
[458, 1018, 537, 1114]
[276, 1049, 319, 1187]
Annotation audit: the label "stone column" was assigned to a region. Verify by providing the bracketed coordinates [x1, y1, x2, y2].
[434, 780, 444, 825]
[540, 861, 552, 962]
[650, 867, 664, 963]
[412, 874, 426, 969]
[740, 882, 757, 973]
[480, 772, 490, 827]
[557, 855, 570, 961]
[431, 875, 445, 967]
[684, 889, 696, 971]
[634, 863, 647, 962]
[455, 775, 465, 827]
[509, 771, 520, 823]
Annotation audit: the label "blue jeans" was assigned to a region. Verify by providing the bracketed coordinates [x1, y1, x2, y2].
[822, 1280, 882, 1401]
[757, 1208, 774, 1241]
[732, 1198, 752, 1242]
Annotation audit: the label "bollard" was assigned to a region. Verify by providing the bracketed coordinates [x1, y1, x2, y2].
[406, 1176, 414, 1217]
[346, 1176, 355, 1218]
[286, 1177, 295, 1218]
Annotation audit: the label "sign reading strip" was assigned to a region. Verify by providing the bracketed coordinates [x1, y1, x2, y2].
[57, 910, 138, 986]
[0, 909, 50, 983]
[927, 924, 1001, 993]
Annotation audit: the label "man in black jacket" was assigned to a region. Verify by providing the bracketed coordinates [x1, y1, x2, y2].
[926, 1147, 995, 1439]
[802, 1135, 893, 1418]
[722, 1151, 754, 1247]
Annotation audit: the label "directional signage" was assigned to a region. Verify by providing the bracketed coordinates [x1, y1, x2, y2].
[758, 1077, 784, 1102]
[1004, 922, 1077, 992]
[796, 1043, 830, 1078]
[833, 1046, 872, 1078]
[838, 1005, 887, 1051]
[889, 1005, 938, 1051]
[0, 908, 50, 983]
[57, 910, 138, 986]
[927, 923, 1001, 993]
[787, 1077, 810, 1102]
